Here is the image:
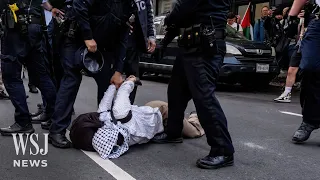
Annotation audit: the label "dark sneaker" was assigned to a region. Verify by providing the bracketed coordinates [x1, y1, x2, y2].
[152, 133, 183, 143]
[0, 123, 35, 136]
[0, 91, 9, 100]
[292, 122, 319, 143]
[196, 155, 234, 169]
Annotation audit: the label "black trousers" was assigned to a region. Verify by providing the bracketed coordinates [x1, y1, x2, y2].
[1, 25, 56, 126]
[300, 71, 320, 126]
[123, 47, 140, 104]
[50, 37, 113, 134]
[166, 40, 234, 156]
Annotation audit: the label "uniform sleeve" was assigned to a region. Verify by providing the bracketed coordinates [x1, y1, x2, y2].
[72, 0, 95, 40]
[165, 0, 201, 26]
[146, 0, 156, 39]
[114, 28, 129, 73]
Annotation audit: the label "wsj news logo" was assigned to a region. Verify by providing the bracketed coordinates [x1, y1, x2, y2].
[12, 133, 48, 168]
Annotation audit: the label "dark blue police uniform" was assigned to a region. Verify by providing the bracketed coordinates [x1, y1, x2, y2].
[292, 12, 320, 143]
[0, 0, 57, 135]
[152, 0, 235, 169]
[41, 0, 131, 148]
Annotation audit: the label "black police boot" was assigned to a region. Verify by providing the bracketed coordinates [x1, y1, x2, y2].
[41, 120, 52, 130]
[152, 133, 183, 143]
[292, 122, 319, 143]
[0, 91, 10, 100]
[0, 123, 35, 136]
[196, 155, 234, 169]
[31, 112, 51, 124]
[30, 103, 45, 117]
[49, 133, 72, 148]
[28, 84, 38, 94]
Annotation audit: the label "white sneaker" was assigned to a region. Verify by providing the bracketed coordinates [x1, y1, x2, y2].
[274, 92, 291, 103]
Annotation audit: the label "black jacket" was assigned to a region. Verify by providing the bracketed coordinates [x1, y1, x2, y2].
[72, 0, 132, 73]
[165, 0, 231, 29]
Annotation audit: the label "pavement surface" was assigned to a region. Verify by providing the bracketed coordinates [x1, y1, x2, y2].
[0, 76, 319, 180]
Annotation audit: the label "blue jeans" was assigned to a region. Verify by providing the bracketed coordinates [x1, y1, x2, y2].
[166, 40, 234, 156]
[1, 24, 57, 126]
[300, 19, 320, 71]
[299, 19, 320, 126]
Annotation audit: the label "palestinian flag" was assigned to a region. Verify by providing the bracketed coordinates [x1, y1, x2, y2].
[241, 2, 254, 40]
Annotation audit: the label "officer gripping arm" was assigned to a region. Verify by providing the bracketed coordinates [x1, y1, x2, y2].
[73, 0, 124, 88]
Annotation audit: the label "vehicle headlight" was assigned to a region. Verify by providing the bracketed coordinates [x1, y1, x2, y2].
[226, 45, 242, 55]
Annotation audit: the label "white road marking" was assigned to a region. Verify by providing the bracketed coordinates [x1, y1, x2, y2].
[243, 142, 266, 150]
[279, 111, 303, 117]
[65, 130, 136, 180]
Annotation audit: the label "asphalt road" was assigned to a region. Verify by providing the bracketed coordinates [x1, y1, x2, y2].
[0, 76, 319, 180]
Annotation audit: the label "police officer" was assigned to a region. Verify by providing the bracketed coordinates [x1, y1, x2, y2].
[123, 0, 156, 104]
[152, 0, 235, 169]
[0, 0, 57, 135]
[40, 0, 132, 148]
[287, 0, 320, 143]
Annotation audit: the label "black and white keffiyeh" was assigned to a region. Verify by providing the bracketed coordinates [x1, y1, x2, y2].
[92, 122, 130, 159]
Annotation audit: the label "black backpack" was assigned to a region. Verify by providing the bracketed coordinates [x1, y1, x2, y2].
[70, 112, 103, 151]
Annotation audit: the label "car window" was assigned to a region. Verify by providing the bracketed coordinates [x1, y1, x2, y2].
[226, 25, 249, 40]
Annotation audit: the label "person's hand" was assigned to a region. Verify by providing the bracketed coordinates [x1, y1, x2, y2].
[126, 75, 137, 82]
[52, 8, 64, 19]
[147, 39, 156, 53]
[84, 39, 97, 53]
[110, 71, 123, 89]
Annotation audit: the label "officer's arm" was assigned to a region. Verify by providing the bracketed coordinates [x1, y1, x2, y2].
[289, 0, 308, 16]
[114, 28, 130, 73]
[73, 0, 95, 40]
[165, 0, 201, 25]
[146, 0, 156, 40]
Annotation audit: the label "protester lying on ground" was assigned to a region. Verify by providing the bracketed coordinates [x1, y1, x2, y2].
[70, 76, 204, 159]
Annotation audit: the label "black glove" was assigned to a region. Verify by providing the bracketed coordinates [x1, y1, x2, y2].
[285, 16, 299, 38]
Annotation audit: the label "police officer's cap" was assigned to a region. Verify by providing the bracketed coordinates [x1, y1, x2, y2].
[76, 46, 104, 76]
